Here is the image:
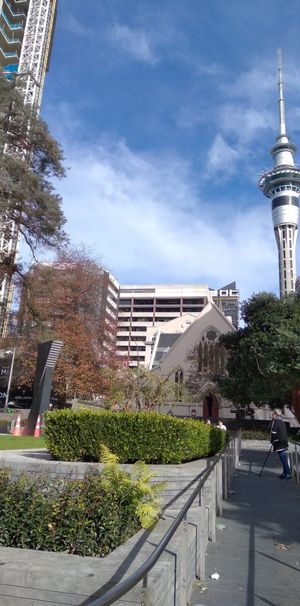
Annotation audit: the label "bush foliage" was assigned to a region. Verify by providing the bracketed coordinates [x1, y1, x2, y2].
[44, 410, 227, 464]
[0, 448, 165, 557]
[241, 430, 269, 440]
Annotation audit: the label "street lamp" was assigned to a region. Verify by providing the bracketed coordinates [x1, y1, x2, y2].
[4, 349, 16, 409]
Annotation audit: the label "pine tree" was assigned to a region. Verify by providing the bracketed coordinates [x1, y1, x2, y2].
[0, 74, 66, 285]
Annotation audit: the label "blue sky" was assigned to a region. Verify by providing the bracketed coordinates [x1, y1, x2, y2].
[40, 0, 300, 301]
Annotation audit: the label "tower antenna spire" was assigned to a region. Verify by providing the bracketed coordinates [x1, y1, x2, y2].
[277, 48, 287, 136]
[259, 51, 300, 299]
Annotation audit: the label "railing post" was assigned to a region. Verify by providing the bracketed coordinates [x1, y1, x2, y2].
[140, 574, 149, 606]
[209, 468, 216, 542]
[222, 452, 228, 500]
[197, 488, 206, 581]
[295, 443, 299, 485]
[230, 441, 234, 479]
[216, 458, 223, 516]
[227, 446, 232, 491]
[231, 440, 235, 478]
[289, 448, 294, 479]
[228, 441, 232, 482]
[234, 435, 239, 468]
[180, 513, 189, 606]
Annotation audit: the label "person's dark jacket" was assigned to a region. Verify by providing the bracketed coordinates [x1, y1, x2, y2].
[270, 417, 288, 451]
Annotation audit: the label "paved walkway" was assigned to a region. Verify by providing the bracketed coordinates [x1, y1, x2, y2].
[191, 442, 300, 606]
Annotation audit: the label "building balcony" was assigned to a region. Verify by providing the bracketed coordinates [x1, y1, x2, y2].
[106, 295, 118, 310]
[1, 10, 24, 30]
[0, 47, 19, 63]
[3, 0, 27, 20]
[2, 62, 18, 77]
[0, 26, 22, 49]
[9, 0, 28, 9]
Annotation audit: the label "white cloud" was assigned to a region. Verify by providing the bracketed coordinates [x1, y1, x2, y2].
[110, 25, 157, 65]
[52, 137, 280, 300]
[203, 61, 280, 176]
[223, 64, 275, 103]
[219, 105, 274, 143]
[176, 106, 206, 129]
[197, 62, 226, 77]
[206, 135, 240, 178]
[63, 14, 90, 37]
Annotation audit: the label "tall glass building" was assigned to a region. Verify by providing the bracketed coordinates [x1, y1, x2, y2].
[0, 0, 57, 108]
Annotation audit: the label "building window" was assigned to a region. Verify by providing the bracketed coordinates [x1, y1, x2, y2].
[182, 306, 203, 312]
[156, 298, 181, 305]
[129, 346, 145, 352]
[154, 317, 176, 322]
[133, 299, 154, 306]
[175, 369, 184, 401]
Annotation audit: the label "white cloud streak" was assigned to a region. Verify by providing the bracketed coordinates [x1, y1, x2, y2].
[63, 14, 90, 37]
[206, 135, 239, 178]
[54, 138, 279, 300]
[110, 25, 157, 65]
[205, 61, 278, 177]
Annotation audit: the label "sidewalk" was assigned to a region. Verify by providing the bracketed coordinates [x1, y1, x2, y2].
[191, 441, 300, 606]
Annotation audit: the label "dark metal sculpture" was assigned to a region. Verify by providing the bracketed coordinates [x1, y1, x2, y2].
[23, 340, 63, 436]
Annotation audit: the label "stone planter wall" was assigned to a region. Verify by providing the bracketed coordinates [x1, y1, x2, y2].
[0, 437, 240, 606]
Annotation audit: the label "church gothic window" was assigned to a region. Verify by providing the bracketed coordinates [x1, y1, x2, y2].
[175, 368, 184, 401]
[197, 328, 225, 374]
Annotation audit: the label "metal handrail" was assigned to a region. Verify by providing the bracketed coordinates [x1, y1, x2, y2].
[88, 434, 238, 606]
[289, 439, 300, 485]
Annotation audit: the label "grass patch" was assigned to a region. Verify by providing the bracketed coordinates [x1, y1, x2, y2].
[0, 435, 46, 450]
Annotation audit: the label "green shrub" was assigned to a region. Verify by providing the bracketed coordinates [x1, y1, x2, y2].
[44, 410, 227, 464]
[241, 430, 269, 440]
[0, 450, 165, 557]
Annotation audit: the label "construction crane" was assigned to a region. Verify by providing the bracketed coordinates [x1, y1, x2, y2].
[0, 0, 58, 337]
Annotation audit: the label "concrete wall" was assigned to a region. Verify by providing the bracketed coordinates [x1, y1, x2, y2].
[0, 438, 240, 606]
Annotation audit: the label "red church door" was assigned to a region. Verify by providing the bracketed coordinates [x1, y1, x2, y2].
[203, 394, 219, 419]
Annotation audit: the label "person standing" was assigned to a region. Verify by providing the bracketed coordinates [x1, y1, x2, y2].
[270, 409, 291, 479]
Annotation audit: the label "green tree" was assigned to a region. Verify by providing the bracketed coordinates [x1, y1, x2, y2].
[103, 365, 174, 410]
[0, 74, 66, 281]
[217, 292, 300, 407]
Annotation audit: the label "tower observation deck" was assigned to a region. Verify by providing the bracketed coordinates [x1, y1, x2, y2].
[259, 50, 300, 298]
[0, 0, 58, 336]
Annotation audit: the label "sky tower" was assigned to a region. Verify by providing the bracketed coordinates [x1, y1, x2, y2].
[259, 50, 300, 298]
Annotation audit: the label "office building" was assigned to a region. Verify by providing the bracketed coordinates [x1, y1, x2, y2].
[17, 264, 119, 356]
[116, 282, 239, 366]
[98, 271, 120, 354]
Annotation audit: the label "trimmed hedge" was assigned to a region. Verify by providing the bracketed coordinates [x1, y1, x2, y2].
[44, 410, 227, 464]
[241, 430, 269, 440]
